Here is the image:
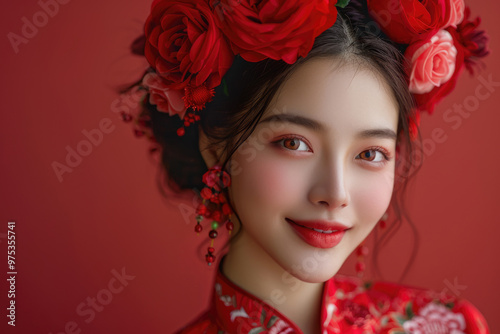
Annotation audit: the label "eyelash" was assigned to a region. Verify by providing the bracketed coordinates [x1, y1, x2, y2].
[360, 146, 391, 163]
[272, 135, 313, 152]
[271, 135, 392, 164]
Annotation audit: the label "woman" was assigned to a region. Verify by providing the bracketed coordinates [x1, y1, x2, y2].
[120, 0, 490, 332]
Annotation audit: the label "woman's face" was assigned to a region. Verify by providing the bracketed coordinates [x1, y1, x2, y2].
[226, 58, 399, 282]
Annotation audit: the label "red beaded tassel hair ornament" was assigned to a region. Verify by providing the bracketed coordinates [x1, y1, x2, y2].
[195, 164, 234, 265]
[119, 1, 489, 265]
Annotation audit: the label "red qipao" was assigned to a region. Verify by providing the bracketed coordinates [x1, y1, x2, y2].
[175, 257, 489, 334]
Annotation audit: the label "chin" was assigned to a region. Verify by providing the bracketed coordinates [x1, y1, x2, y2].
[281, 255, 344, 284]
[296, 271, 338, 284]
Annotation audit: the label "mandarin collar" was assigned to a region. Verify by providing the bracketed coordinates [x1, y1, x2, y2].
[212, 257, 340, 333]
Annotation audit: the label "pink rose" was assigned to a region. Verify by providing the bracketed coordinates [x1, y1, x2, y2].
[142, 72, 187, 120]
[407, 29, 457, 94]
[444, 0, 465, 28]
[410, 27, 466, 114]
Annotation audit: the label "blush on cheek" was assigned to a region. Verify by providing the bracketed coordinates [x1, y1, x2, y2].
[233, 153, 302, 211]
[352, 173, 394, 224]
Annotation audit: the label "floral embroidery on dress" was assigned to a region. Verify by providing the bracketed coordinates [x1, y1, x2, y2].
[229, 307, 250, 322]
[371, 300, 469, 334]
[323, 302, 337, 328]
[319, 276, 487, 334]
[220, 295, 233, 307]
[176, 261, 489, 334]
[238, 308, 295, 333]
[403, 302, 466, 333]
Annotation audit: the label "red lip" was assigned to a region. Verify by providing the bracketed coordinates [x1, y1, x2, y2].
[286, 218, 350, 249]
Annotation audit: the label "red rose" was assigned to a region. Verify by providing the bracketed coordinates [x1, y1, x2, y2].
[367, 0, 451, 44]
[211, 0, 339, 64]
[144, 0, 234, 91]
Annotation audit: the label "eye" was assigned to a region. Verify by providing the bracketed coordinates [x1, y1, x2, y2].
[273, 135, 312, 152]
[356, 148, 390, 163]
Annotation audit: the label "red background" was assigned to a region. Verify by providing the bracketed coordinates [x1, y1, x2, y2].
[0, 1, 498, 333]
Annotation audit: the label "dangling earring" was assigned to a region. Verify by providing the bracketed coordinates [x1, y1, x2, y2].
[354, 212, 389, 278]
[378, 212, 389, 230]
[355, 241, 369, 278]
[194, 164, 234, 265]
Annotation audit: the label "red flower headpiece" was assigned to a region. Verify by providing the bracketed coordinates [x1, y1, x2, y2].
[137, 0, 343, 136]
[124, 0, 489, 141]
[368, 0, 489, 137]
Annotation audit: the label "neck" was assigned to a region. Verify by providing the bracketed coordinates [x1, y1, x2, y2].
[221, 232, 324, 334]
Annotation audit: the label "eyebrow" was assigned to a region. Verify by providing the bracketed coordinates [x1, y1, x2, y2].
[259, 113, 397, 140]
[260, 113, 324, 131]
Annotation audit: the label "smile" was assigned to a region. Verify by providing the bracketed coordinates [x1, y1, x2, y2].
[285, 218, 348, 248]
[306, 226, 338, 234]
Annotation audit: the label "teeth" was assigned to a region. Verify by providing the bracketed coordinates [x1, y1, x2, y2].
[312, 228, 338, 234]
[288, 219, 341, 234]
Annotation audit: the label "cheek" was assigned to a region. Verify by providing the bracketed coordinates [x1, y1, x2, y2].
[230, 150, 302, 216]
[351, 168, 394, 223]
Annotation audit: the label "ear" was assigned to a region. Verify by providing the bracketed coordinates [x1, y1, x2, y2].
[199, 126, 223, 169]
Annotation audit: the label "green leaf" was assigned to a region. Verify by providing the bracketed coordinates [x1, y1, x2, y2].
[405, 301, 415, 319]
[336, 0, 350, 8]
[261, 309, 266, 324]
[267, 315, 279, 329]
[249, 327, 265, 334]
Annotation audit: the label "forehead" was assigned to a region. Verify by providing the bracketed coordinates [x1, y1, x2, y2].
[264, 57, 399, 134]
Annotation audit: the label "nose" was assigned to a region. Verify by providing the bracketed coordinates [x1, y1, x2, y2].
[308, 157, 349, 210]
